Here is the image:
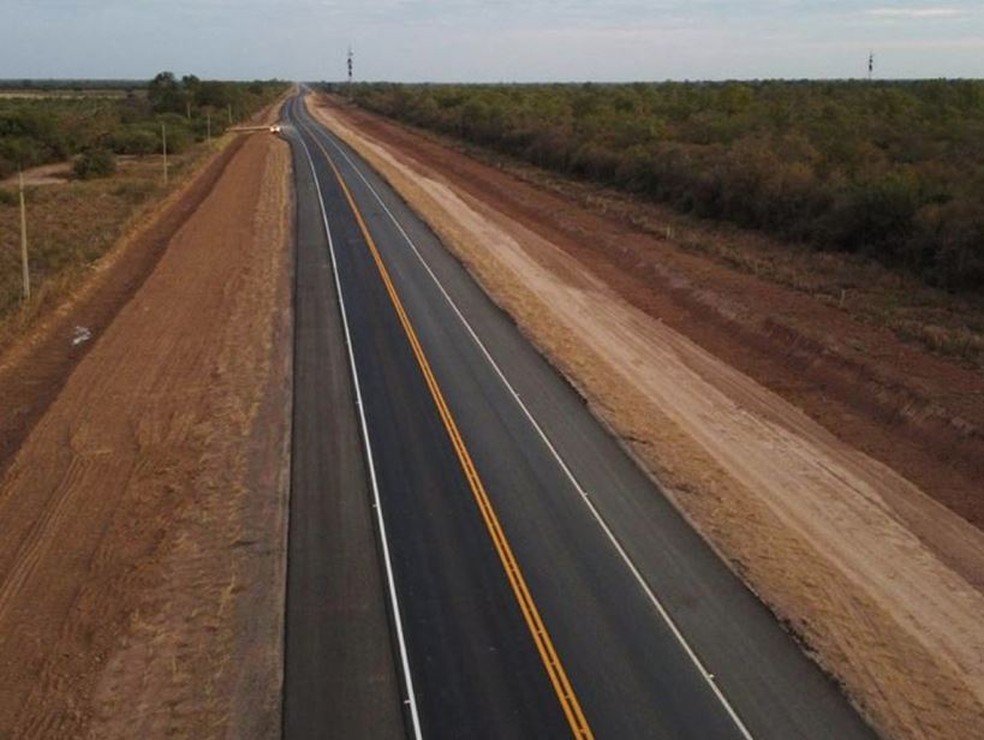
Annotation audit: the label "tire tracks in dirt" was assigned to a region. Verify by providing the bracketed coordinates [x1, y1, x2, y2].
[0, 127, 292, 736]
[0, 135, 248, 483]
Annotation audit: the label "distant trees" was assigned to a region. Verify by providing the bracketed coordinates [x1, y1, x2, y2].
[148, 70, 283, 121]
[148, 71, 184, 114]
[341, 80, 984, 292]
[0, 102, 77, 177]
[0, 74, 286, 180]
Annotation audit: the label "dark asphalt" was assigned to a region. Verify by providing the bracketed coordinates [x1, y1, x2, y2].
[282, 91, 877, 740]
[282, 110, 404, 740]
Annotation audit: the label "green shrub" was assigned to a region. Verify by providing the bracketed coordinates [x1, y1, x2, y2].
[109, 125, 159, 155]
[73, 148, 116, 180]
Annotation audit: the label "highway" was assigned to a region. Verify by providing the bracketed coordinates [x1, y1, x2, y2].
[281, 91, 876, 739]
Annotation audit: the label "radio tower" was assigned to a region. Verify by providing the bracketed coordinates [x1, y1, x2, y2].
[868, 51, 874, 81]
[347, 46, 354, 86]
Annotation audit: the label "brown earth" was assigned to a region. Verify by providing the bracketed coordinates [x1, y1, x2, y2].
[0, 135, 248, 481]
[311, 95, 984, 739]
[0, 162, 73, 187]
[0, 124, 292, 737]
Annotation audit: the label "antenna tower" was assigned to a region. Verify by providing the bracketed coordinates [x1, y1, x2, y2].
[868, 52, 874, 81]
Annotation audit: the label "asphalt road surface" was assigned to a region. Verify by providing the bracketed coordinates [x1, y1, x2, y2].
[281, 91, 876, 740]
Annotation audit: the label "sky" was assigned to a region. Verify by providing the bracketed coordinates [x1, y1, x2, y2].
[1, 0, 982, 82]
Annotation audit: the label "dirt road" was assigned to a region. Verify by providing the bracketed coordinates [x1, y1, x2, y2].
[312, 95, 984, 740]
[0, 130, 292, 736]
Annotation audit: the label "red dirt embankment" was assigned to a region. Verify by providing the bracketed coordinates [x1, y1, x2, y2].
[0, 127, 292, 736]
[0, 136, 248, 480]
[312, 95, 984, 740]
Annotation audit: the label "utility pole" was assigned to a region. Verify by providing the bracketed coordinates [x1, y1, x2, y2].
[868, 52, 874, 81]
[347, 45, 354, 99]
[18, 170, 30, 301]
[161, 123, 169, 186]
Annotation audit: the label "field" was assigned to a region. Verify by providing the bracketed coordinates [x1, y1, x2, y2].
[0, 76, 287, 344]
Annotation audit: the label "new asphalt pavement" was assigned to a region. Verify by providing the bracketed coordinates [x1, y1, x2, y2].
[281, 92, 876, 740]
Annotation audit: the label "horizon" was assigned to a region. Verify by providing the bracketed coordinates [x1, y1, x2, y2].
[3, 76, 984, 86]
[2, 2, 982, 82]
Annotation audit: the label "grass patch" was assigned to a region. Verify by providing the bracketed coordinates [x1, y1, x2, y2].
[0, 142, 219, 345]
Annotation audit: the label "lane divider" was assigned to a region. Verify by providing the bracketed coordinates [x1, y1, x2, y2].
[297, 110, 594, 740]
[313, 109, 755, 740]
[289, 102, 424, 739]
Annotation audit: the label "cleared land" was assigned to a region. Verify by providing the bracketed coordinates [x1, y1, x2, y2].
[1, 81, 979, 737]
[0, 125, 292, 736]
[310, 93, 984, 740]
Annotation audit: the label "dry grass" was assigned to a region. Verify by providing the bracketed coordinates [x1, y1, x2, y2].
[0, 142, 230, 350]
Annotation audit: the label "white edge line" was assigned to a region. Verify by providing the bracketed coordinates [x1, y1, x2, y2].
[292, 107, 424, 740]
[318, 121, 755, 740]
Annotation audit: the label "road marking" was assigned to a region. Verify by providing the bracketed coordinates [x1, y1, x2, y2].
[289, 103, 424, 740]
[311, 110, 755, 740]
[298, 110, 594, 740]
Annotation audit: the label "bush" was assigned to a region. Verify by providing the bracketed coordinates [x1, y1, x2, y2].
[342, 80, 984, 293]
[73, 148, 116, 180]
[109, 125, 159, 155]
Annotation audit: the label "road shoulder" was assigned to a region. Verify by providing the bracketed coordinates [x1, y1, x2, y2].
[0, 131, 293, 736]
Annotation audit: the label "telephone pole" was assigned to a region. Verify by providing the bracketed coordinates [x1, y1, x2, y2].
[161, 123, 169, 186]
[347, 45, 354, 99]
[18, 170, 30, 301]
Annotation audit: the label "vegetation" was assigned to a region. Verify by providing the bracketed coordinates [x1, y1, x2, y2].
[1, 152, 177, 325]
[73, 148, 116, 180]
[0, 73, 285, 179]
[0, 74, 287, 337]
[339, 80, 984, 293]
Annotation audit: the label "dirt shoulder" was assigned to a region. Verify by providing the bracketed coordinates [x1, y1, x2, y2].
[0, 134, 248, 483]
[0, 126, 292, 736]
[311, 95, 984, 739]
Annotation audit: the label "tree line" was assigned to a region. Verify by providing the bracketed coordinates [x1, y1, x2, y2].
[336, 80, 984, 293]
[0, 74, 286, 181]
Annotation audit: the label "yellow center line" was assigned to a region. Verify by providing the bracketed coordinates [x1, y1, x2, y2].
[302, 120, 593, 739]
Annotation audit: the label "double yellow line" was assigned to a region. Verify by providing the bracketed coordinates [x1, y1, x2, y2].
[304, 122, 593, 739]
